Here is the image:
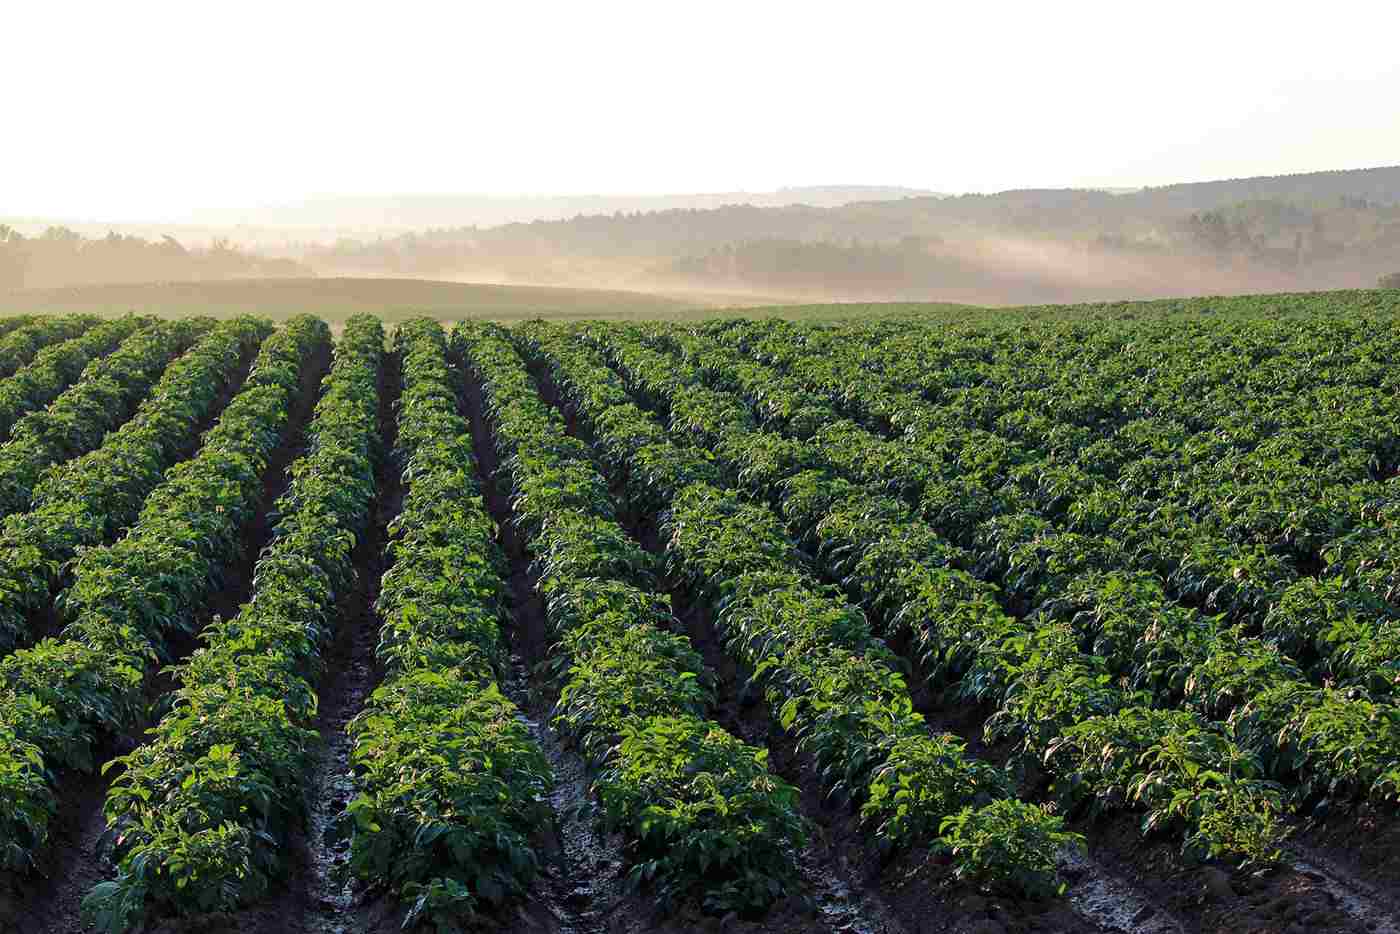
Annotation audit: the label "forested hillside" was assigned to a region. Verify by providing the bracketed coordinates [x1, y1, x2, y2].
[306, 166, 1400, 303]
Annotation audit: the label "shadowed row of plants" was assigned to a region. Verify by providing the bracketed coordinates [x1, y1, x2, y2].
[0, 314, 101, 381]
[0, 316, 327, 876]
[0, 315, 147, 440]
[0, 317, 264, 655]
[720, 313, 1400, 652]
[460, 321, 807, 915]
[707, 317, 1400, 812]
[0, 317, 214, 520]
[518, 321, 1079, 900]
[338, 319, 553, 931]
[623, 327, 1293, 866]
[82, 315, 384, 931]
[643, 321, 1400, 859]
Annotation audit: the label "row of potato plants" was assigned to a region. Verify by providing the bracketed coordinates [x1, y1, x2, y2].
[0, 316, 38, 343]
[724, 316, 1400, 660]
[0, 314, 101, 379]
[703, 323, 1256, 568]
[694, 319, 1397, 696]
[0, 316, 327, 874]
[0, 317, 268, 654]
[666, 334, 1290, 870]
[82, 315, 384, 931]
[0, 315, 147, 440]
[459, 322, 808, 914]
[632, 326, 1297, 866]
[339, 319, 553, 930]
[519, 322, 1081, 899]
[704, 320, 1288, 606]
[710, 320, 1400, 762]
[0, 317, 213, 520]
[657, 325, 1400, 846]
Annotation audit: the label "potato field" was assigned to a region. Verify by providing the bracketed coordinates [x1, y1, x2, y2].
[1, 293, 1399, 934]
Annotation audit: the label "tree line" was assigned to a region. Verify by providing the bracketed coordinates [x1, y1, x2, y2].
[0, 226, 310, 292]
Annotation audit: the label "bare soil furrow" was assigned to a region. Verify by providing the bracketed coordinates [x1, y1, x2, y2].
[459, 359, 631, 934]
[222, 348, 407, 934]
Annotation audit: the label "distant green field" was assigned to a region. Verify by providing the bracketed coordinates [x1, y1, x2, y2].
[0, 277, 974, 325]
[744, 288, 1400, 323]
[0, 277, 706, 324]
[4, 277, 1394, 327]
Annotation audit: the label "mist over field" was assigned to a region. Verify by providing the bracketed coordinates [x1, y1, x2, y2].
[281, 165, 1400, 305]
[5, 1, 1399, 311]
[5, 168, 1397, 310]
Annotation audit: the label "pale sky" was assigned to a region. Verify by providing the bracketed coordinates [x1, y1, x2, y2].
[6, 0, 1399, 222]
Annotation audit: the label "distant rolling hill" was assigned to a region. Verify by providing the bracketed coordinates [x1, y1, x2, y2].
[0, 276, 975, 324]
[0, 278, 709, 324]
[187, 186, 944, 233]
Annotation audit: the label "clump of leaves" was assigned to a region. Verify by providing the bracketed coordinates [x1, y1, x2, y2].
[938, 799, 1084, 898]
[595, 715, 807, 915]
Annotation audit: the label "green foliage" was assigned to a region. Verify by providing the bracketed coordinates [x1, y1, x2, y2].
[938, 800, 1083, 898]
[597, 716, 806, 913]
[862, 732, 1007, 845]
[0, 316, 145, 440]
[84, 316, 381, 927]
[0, 316, 220, 528]
[5, 295, 1398, 923]
[466, 322, 807, 913]
[526, 323, 1051, 894]
[341, 319, 552, 929]
[0, 317, 267, 655]
[0, 316, 323, 885]
[345, 673, 552, 919]
[1044, 707, 1288, 865]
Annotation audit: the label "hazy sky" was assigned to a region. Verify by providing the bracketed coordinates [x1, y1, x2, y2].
[7, 0, 1399, 221]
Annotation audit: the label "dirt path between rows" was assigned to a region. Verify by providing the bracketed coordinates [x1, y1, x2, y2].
[234, 348, 407, 934]
[459, 355, 624, 934]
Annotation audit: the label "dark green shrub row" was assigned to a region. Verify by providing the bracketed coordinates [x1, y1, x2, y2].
[460, 321, 805, 914]
[0, 314, 100, 379]
[0, 315, 148, 440]
[0, 316, 37, 340]
[640, 327, 1294, 868]
[0, 317, 213, 518]
[562, 327, 1055, 878]
[342, 319, 552, 931]
[83, 315, 384, 931]
[516, 323, 1069, 898]
[652, 325, 1400, 865]
[686, 324, 1400, 820]
[0, 317, 265, 654]
[0, 316, 326, 874]
[718, 316, 1387, 625]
